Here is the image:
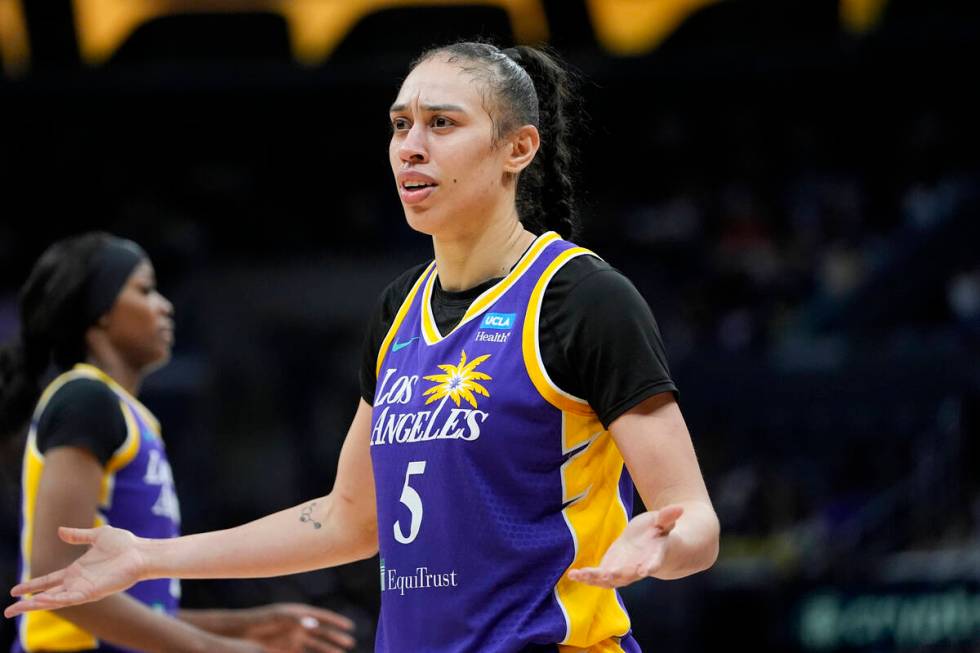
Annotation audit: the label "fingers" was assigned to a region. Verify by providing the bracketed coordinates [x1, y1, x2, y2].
[9, 569, 66, 597]
[654, 505, 684, 534]
[4, 590, 87, 618]
[257, 604, 356, 651]
[569, 554, 665, 588]
[288, 605, 354, 632]
[58, 526, 99, 546]
[638, 548, 667, 577]
[4, 599, 40, 619]
[298, 634, 347, 653]
[311, 624, 356, 650]
[567, 567, 625, 589]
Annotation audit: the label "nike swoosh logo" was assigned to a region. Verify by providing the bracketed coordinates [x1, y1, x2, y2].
[392, 337, 419, 352]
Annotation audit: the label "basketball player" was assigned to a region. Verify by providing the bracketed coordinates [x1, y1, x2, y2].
[5, 44, 720, 652]
[0, 233, 355, 652]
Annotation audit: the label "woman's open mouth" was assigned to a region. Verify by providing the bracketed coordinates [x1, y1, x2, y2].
[399, 180, 438, 204]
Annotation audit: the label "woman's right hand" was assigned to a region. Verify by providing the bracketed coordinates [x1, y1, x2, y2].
[4, 525, 147, 618]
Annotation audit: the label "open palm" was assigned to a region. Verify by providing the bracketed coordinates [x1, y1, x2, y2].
[4, 526, 145, 618]
[567, 505, 683, 588]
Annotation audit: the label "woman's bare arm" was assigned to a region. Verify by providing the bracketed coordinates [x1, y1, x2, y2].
[569, 392, 719, 587]
[6, 400, 377, 617]
[144, 398, 378, 578]
[27, 446, 263, 653]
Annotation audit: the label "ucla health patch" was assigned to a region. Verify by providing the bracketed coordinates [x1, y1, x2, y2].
[480, 312, 516, 330]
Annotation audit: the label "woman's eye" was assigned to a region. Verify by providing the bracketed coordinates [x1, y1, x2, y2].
[392, 118, 409, 131]
[432, 116, 453, 128]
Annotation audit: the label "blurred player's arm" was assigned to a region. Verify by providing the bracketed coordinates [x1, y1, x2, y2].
[144, 398, 379, 577]
[31, 447, 265, 653]
[178, 605, 356, 651]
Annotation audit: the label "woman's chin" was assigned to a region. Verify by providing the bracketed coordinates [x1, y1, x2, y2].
[404, 207, 447, 237]
[143, 348, 172, 374]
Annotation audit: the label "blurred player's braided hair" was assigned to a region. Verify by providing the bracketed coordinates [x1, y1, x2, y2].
[413, 41, 582, 241]
[0, 233, 112, 439]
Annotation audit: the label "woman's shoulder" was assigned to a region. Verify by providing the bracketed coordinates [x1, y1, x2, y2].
[373, 260, 433, 317]
[386, 260, 432, 294]
[40, 375, 119, 421]
[546, 250, 638, 303]
[35, 374, 128, 461]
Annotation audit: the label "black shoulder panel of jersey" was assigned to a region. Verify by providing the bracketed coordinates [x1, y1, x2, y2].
[35, 378, 128, 466]
[360, 262, 431, 405]
[540, 255, 677, 428]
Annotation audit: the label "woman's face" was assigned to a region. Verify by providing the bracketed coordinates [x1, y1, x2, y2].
[100, 260, 174, 371]
[388, 57, 516, 238]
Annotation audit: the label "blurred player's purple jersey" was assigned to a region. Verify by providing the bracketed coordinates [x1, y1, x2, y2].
[15, 365, 181, 653]
[371, 233, 642, 652]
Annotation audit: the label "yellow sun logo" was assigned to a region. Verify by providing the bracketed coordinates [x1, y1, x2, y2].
[422, 350, 492, 408]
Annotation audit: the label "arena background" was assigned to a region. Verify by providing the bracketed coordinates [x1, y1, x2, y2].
[1, 1, 979, 651]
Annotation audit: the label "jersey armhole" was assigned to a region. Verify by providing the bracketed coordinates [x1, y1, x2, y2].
[30, 372, 127, 464]
[105, 400, 141, 473]
[375, 261, 435, 379]
[522, 248, 598, 415]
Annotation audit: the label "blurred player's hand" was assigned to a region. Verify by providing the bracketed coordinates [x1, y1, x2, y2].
[567, 505, 683, 588]
[5, 525, 145, 617]
[240, 603, 356, 653]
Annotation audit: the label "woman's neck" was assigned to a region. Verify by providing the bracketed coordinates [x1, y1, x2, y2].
[432, 213, 537, 292]
[85, 351, 142, 396]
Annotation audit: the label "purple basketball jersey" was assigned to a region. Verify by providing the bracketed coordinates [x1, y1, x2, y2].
[370, 233, 642, 652]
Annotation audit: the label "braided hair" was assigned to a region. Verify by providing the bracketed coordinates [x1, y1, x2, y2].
[412, 42, 582, 241]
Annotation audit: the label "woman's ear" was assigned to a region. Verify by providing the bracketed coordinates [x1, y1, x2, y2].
[503, 125, 540, 174]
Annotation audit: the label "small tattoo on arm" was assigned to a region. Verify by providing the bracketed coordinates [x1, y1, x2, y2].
[300, 502, 322, 529]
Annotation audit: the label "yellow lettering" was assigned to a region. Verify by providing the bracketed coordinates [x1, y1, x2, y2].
[586, 0, 719, 56]
[0, 0, 30, 76]
[839, 0, 889, 34]
[72, 0, 548, 67]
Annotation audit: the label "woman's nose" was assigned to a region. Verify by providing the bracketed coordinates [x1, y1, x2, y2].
[399, 123, 428, 164]
[159, 295, 174, 317]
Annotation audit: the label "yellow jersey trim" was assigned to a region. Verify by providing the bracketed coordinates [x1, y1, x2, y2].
[513, 244, 630, 647]
[73, 363, 161, 436]
[522, 247, 597, 415]
[375, 261, 436, 379]
[420, 231, 561, 345]
[553, 411, 632, 648]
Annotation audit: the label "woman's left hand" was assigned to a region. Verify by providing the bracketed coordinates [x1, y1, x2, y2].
[567, 505, 683, 589]
[239, 603, 356, 653]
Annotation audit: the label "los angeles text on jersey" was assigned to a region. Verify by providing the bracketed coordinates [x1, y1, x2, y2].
[371, 356, 492, 446]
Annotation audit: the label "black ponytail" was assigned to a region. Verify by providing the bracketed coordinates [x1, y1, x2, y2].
[506, 45, 580, 241]
[0, 338, 47, 440]
[413, 42, 582, 241]
[0, 233, 114, 439]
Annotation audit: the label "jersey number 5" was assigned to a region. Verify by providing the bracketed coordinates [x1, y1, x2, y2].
[394, 460, 426, 544]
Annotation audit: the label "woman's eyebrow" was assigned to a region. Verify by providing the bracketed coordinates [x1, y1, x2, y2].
[389, 103, 466, 113]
